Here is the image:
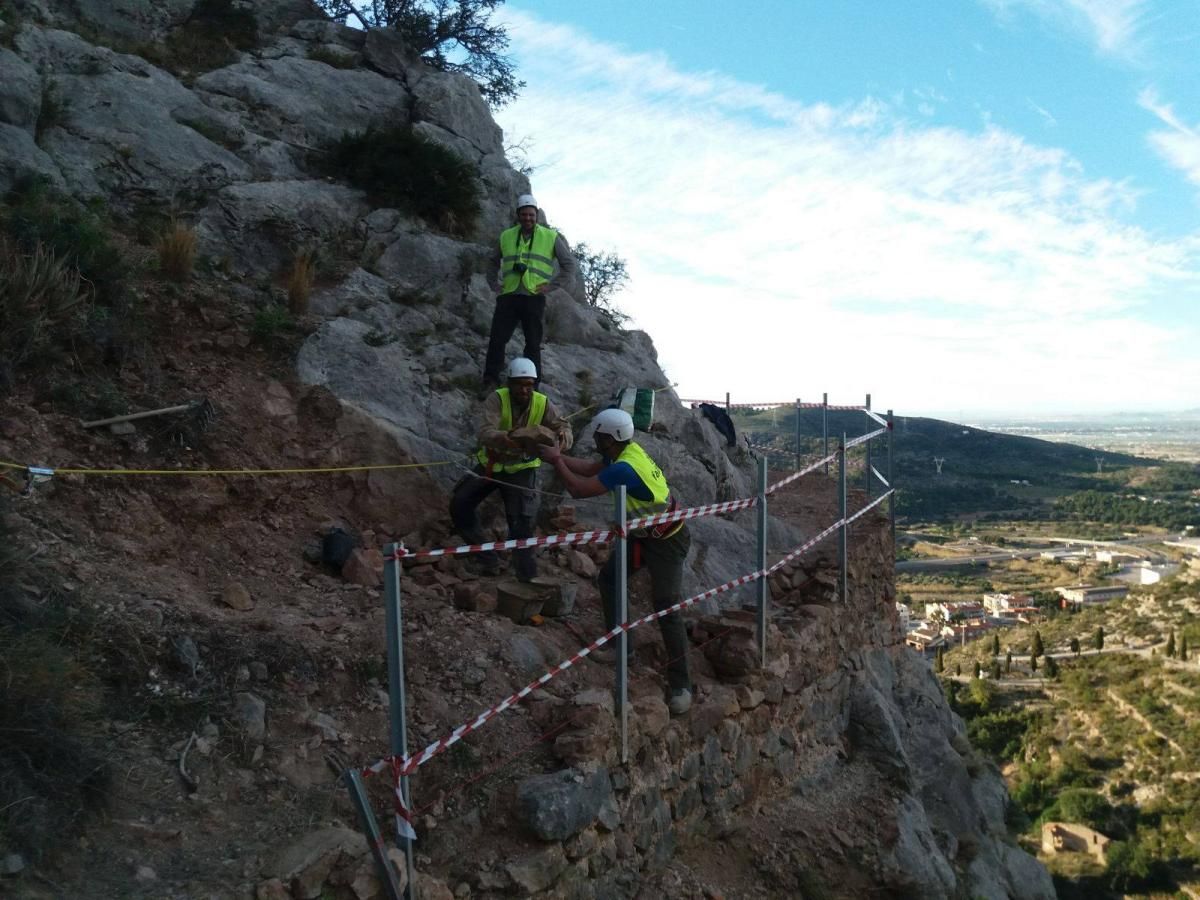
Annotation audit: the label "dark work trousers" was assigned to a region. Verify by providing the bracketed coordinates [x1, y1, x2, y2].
[597, 525, 692, 693]
[448, 465, 538, 579]
[483, 293, 546, 385]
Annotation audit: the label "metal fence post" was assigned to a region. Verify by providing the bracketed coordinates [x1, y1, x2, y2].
[383, 544, 417, 899]
[864, 393, 872, 497]
[344, 770, 405, 900]
[793, 397, 802, 471]
[822, 393, 829, 475]
[838, 436, 848, 604]
[724, 391, 731, 413]
[756, 455, 768, 667]
[614, 486, 629, 764]
[887, 409, 895, 548]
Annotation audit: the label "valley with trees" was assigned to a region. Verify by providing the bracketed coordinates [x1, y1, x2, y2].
[736, 405, 1200, 897]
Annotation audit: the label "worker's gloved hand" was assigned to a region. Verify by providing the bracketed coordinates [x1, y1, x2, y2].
[539, 444, 562, 463]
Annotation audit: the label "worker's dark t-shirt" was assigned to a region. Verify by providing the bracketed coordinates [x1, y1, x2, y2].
[597, 461, 653, 502]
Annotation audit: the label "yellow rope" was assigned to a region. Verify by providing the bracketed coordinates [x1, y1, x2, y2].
[0, 458, 453, 477]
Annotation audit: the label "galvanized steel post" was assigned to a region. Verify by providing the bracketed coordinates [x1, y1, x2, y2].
[344, 769, 405, 900]
[614, 485, 629, 763]
[755, 455, 769, 666]
[864, 393, 872, 497]
[793, 397, 802, 471]
[838, 436, 848, 604]
[887, 409, 895, 547]
[725, 391, 731, 412]
[383, 544, 417, 899]
[822, 393, 829, 475]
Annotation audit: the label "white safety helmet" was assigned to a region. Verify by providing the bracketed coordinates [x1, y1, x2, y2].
[592, 408, 635, 443]
[507, 357, 538, 380]
[516, 193, 538, 211]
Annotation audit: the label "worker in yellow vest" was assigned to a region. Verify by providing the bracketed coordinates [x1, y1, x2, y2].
[539, 409, 693, 715]
[483, 194, 576, 390]
[450, 357, 573, 579]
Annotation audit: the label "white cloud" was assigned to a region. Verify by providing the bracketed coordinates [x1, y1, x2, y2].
[1139, 88, 1200, 188]
[496, 10, 1200, 414]
[983, 0, 1150, 56]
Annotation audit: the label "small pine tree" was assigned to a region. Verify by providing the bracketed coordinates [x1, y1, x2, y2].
[973, 660, 982, 679]
[1005, 651, 1012, 673]
[954, 663, 962, 677]
[1070, 637, 1080, 657]
[935, 646, 945, 673]
[1095, 626, 1105, 651]
[1030, 654, 1038, 673]
[1182, 636, 1190, 662]
[1166, 630, 1176, 658]
[1032, 630, 1044, 658]
[990, 660, 1001, 680]
[1044, 655, 1058, 678]
[991, 634, 1001, 656]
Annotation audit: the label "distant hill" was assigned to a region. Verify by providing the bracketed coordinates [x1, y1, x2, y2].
[733, 408, 1198, 523]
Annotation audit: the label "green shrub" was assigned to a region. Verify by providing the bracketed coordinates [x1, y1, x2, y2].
[2, 177, 127, 305]
[160, 0, 259, 74]
[0, 237, 90, 388]
[323, 125, 480, 235]
[251, 304, 297, 353]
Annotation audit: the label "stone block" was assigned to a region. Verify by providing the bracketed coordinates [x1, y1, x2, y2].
[516, 768, 615, 842]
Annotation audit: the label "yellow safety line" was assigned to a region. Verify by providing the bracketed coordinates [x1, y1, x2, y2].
[0, 458, 454, 477]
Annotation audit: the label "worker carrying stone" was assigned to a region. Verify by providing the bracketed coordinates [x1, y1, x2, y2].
[450, 357, 573, 580]
[482, 193, 576, 390]
[539, 409, 693, 716]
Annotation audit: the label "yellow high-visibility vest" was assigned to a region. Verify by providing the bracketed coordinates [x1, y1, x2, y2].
[499, 225, 558, 294]
[614, 441, 670, 516]
[476, 388, 547, 473]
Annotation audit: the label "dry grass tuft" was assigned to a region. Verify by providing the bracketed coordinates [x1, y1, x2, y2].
[286, 248, 317, 316]
[156, 221, 196, 282]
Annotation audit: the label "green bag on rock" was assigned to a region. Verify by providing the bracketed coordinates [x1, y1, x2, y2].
[611, 387, 655, 432]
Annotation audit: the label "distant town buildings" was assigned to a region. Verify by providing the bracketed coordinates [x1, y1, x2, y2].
[924, 601, 986, 622]
[1054, 584, 1129, 608]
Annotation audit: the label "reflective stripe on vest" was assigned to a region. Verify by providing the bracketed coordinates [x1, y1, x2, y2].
[476, 388, 548, 474]
[614, 441, 670, 516]
[499, 224, 558, 294]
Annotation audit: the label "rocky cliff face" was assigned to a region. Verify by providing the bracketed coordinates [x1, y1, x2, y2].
[0, 4, 1053, 898]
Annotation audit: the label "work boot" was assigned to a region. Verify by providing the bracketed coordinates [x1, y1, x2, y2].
[589, 641, 634, 666]
[667, 688, 693, 716]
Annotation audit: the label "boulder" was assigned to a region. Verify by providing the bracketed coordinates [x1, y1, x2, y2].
[194, 55, 409, 146]
[0, 122, 64, 194]
[265, 826, 367, 900]
[197, 180, 368, 272]
[515, 768, 616, 841]
[14, 28, 251, 200]
[220, 582, 255, 611]
[343, 547, 384, 587]
[0, 47, 41, 130]
[407, 66, 502, 157]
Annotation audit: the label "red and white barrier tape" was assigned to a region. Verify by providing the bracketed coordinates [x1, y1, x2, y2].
[391, 529, 617, 560]
[864, 408, 889, 427]
[844, 426, 888, 450]
[362, 510, 876, 780]
[626, 496, 757, 531]
[765, 452, 838, 495]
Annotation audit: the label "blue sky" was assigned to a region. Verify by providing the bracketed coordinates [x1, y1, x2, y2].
[494, 1, 1200, 416]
